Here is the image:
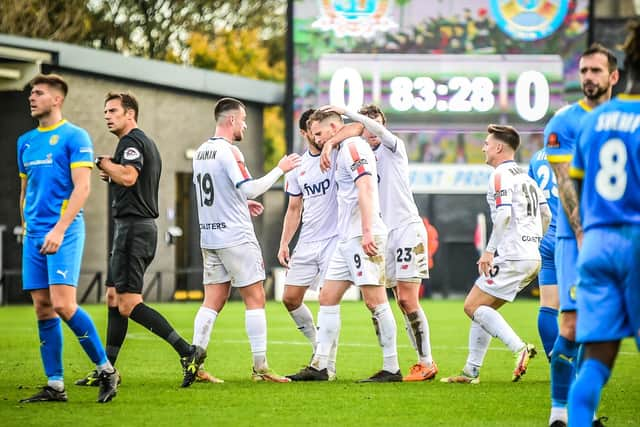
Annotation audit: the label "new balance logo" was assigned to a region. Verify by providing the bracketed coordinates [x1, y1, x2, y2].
[303, 179, 330, 196]
[56, 270, 68, 279]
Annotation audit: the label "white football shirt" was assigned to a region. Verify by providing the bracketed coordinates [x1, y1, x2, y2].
[487, 160, 547, 260]
[284, 150, 338, 243]
[373, 137, 421, 231]
[192, 137, 257, 249]
[334, 136, 387, 241]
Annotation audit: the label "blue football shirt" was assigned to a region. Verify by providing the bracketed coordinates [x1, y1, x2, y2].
[544, 100, 592, 238]
[17, 120, 94, 236]
[570, 95, 640, 231]
[528, 148, 558, 233]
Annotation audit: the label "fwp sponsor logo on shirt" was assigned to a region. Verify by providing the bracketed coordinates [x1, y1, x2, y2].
[303, 179, 331, 196]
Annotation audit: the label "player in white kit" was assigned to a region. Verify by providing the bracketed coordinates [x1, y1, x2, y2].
[319, 104, 437, 382]
[190, 97, 300, 383]
[278, 108, 339, 379]
[441, 124, 551, 384]
[287, 110, 401, 383]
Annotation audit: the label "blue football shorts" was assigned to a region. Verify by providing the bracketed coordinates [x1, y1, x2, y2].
[22, 231, 84, 290]
[576, 226, 640, 350]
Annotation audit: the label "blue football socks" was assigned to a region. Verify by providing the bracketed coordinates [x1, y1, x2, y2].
[569, 358, 610, 426]
[65, 307, 108, 365]
[38, 317, 64, 381]
[550, 335, 578, 408]
[537, 306, 559, 360]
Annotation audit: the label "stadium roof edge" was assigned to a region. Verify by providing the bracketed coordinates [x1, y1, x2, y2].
[0, 34, 284, 105]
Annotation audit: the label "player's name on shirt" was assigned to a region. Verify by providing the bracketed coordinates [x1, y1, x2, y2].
[194, 149, 218, 160]
[594, 111, 640, 132]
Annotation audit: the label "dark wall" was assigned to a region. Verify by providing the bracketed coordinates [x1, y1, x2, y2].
[414, 193, 491, 297]
[0, 88, 36, 302]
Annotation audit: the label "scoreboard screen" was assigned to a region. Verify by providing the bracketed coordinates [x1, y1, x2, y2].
[290, 0, 590, 165]
[319, 53, 564, 130]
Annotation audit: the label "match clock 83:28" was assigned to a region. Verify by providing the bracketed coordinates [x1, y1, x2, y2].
[317, 54, 564, 131]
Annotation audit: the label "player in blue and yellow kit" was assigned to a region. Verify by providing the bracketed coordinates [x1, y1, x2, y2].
[568, 22, 640, 426]
[528, 148, 559, 360]
[17, 74, 118, 404]
[544, 44, 619, 427]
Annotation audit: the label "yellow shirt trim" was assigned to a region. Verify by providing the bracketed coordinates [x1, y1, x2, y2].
[71, 161, 94, 169]
[19, 172, 26, 178]
[617, 94, 640, 101]
[577, 100, 593, 112]
[547, 154, 572, 163]
[569, 167, 585, 179]
[60, 199, 68, 217]
[37, 119, 67, 132]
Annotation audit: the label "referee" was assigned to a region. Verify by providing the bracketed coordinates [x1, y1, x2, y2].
[88, 92, 205, 388]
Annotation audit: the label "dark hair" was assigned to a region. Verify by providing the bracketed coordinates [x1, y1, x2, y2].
[623, 19, 640, 80]
[582, 43, 618, 72]
[307, 109, 343, 126]
[487, 124, 520, 151]
[214, 97, 245, 121]
[299, 108, 316, 131]
[29, 73, 68, 97]
[358, 104, 387, 125]
[105, 92, 139, 121]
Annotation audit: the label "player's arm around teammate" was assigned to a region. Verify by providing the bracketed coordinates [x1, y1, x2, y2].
[320, 104, 438, 381]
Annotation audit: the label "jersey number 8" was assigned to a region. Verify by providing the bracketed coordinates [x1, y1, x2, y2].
[596, 138, 627, 201]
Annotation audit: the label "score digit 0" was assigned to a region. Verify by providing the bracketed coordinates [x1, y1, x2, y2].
[328, 68, 550, 122]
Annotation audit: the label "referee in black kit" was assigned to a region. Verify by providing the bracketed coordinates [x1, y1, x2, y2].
[79, 92, 205, 388]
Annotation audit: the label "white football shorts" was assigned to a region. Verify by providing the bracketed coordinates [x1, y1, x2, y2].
[385, 221, 430, 287]
[202, 241, 265, 287]
[284, 236, 338, 291]
[324, 235, 386, 287]
[475, 256, 540, 302]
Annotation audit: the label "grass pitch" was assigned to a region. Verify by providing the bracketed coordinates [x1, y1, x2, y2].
[0, 299, 637, 426]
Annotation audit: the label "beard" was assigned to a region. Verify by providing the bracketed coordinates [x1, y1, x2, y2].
[582, 83, 609, 101]
[309, 139, 321, 152]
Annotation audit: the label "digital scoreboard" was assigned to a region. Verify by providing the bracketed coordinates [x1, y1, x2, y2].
[318, 53, 564, 131]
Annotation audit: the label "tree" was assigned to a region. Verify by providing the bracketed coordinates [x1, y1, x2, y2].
[84, 0, 286, 60]
[188, 29, 286, 171]
[0, 0, 287, 170]
[0, 0, 92, 43]
[0, 0, 286, 61]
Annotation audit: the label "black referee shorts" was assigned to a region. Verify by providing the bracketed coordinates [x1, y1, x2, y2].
[108, 217, 157, 294]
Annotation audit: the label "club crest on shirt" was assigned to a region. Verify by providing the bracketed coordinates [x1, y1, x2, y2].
[547, 132, 559, 148]
[49, 135, 59, 146]
[124, 147, 141, 160]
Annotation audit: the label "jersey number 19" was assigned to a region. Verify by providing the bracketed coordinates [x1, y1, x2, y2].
[196, 172, 215, 206]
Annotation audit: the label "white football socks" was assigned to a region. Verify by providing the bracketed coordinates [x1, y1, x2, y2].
[405, 308, 434, 365]
[289, 303, 317, 352]
[245, 308, 268, 371]
[192, 306, 218, 350]
[312, 305, 340, 371]
[372, 302, 399, 373]
[473, 305, 525, 353]
[464, 319, 492, 377]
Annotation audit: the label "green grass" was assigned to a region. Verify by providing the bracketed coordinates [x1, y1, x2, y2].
[0, 300, 637, 426]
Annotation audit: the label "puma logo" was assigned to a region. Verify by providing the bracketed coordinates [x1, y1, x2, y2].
[56, 269, 68, 279]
